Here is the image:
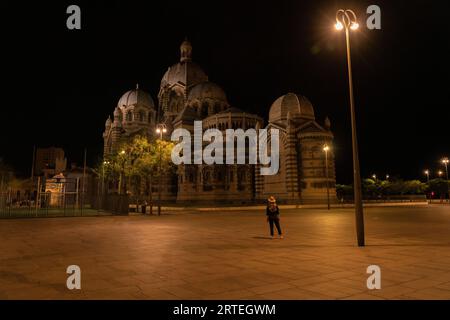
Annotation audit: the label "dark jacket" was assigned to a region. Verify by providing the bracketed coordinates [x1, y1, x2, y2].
[266, 205, 279, 219]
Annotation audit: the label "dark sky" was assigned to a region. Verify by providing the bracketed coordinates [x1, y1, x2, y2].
[1, 0, 449, 183]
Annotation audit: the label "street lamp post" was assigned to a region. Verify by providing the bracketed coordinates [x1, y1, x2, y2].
[118, 150, 126, 194]
[156, 123, 167, 216]
[424, 170, 430, 183]
[424, 169, 430, 203]
[335, 9, 365, 246]
[442, 158, 449, 202]
[102, 161, 109, 196]
[323, 144, 331, 210]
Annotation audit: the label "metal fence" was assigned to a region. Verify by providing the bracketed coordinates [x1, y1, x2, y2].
[0, 177, 129, 219]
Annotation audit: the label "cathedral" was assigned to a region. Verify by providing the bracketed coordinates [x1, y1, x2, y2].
[103, 39, 336, 204]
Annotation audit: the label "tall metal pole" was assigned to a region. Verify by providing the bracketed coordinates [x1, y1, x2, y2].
[102, 162, 106, 196]
[157, 139, 162, 216]
[444, 161, 449, 202]
[82, 148, 87, 216]
[30, 145, 36, 181]
[155, 124, 166, 216]
[324, 146, 330, 210]
[344, 22, 365, 246]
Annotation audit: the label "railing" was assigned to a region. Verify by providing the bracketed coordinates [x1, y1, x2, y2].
[0, 176, 130, 218]
[0, 190, 97, 218]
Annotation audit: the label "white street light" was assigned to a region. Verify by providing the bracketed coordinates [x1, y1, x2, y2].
[335, 8, 365, 246]
[155, 123, 168, 215]
[323, 144, 331, 210]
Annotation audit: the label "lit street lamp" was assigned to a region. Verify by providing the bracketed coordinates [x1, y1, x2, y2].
[443, 158, 449, 173]
[372, 174, 377, 181]
[156, 124, 167, 140]
[424, 170, 430, 183]
[424, 169, 430, 203]
[385, 174, 389, 180]
[442, 158, 449, 201]
[118, 150, 126, 194]
[102, 160, 109, 196]
[156, 123, 167, 215]
[323, 144, 330, 210]
[335, 8, 365, 246]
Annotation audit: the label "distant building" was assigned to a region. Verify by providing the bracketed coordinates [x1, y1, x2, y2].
[43, 163, 96, 207]
[103, 39, 336, 204]
[34, 147, 67, 178]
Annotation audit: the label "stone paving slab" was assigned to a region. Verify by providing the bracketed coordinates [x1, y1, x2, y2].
[1, 205, 450, 299]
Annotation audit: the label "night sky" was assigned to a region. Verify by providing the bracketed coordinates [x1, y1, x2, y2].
[1, 0, 449, 183]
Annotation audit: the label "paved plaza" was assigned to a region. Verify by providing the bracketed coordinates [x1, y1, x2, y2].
[1, 204, 450, 300]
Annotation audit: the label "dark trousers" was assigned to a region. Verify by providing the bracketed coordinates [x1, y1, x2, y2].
[268, 217, 282, 236]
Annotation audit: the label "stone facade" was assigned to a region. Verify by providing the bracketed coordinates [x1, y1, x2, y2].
[255, 93, 336, 203]
[103, 39, 336, 204]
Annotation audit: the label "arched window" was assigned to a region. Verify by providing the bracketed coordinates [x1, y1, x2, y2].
[139, 111, 145, 122]
[148, 112, 152, 123]
[201, 102, 209, 118]
[126, 111, 133, 121]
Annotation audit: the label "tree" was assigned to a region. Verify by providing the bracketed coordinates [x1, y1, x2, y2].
[362, 178, 380, 198]
[403, 180, 427, 195]
[337, 178, 428, 201]
[336, 184, 353, 201]
[97, 136, 175, 200]
[428, 178, 449, 199]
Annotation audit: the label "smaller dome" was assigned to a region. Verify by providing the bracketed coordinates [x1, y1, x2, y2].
[269, 93, 315, 123]
[187, 81, 227, 103]
[117, 85, 155, 109]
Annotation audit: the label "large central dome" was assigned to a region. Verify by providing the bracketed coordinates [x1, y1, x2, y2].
[160, 39, 208, 89]
[269, 92, 315, 123]
[187, 81, 227, 103]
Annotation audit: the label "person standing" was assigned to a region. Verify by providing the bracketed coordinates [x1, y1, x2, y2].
[266, 196, 283, 239]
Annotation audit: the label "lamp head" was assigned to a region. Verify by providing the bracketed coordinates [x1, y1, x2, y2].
[335, 9, 358, 31]
[335, 22, 344, 30]
[350, 22, 359, 30]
